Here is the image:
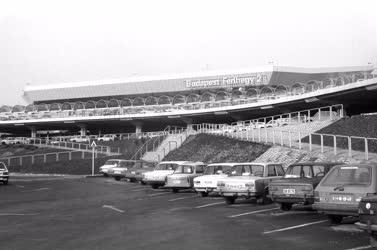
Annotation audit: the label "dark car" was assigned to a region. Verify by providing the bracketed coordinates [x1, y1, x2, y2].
[313, 163, 377, 224]
[269, 162, 340, 211]
[355, 195, 377, 247]
[124, 161, 157, 184]
[107, 160, 148, 181]
[0, 162, 9, 185]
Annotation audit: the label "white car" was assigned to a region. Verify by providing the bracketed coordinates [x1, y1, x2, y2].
[0, 162, 9, 185]
[217, 162, 285, 205]
[193, 163, 240, 197]
[99, 159, 129, 176]
[69, 136, 89, 143]
[143, 161, 189, 189]
[0, 137, 22, 145]
[96, 135, 115, 142]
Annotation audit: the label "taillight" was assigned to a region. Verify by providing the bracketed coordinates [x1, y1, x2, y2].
[245, 182, 255, 188]
[301, 186, 312, 192]
[314, 191, 320, 202]
[217, 181, 225, 187]
[269, 186, 278, 191]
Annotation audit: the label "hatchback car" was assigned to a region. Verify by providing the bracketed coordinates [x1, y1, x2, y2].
[165, 162, 206, 193]
[143, 161, 188, 189]
[269, 162, 340, 211]
[0, 162, 9, 185]
[193, 163, 239, 197]
[313, 163, 377, 224]
[217, 162, 285, 204]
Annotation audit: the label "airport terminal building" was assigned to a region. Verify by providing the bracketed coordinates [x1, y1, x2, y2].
[0, 65, 376, 137]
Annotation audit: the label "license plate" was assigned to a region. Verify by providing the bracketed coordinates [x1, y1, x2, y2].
[332, 195, 352, 202]
[173, 180, 181, 184]
[283, 189, 295, 195]
[204, 181, 212, 184]
[226, 184, 244, 190]
[131, 171, 136, 174]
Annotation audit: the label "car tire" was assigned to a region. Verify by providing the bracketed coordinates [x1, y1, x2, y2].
[225, 197, 236, 205]
[328, 215, 343, 224]
[3, 180, 8, 185]
[370, 234, 377, 248]
[114, 176, 121, 181]
[200, 192, 209, 197]
[140, 181, 146, 185]
[103, 173, 109, 177]
[172, 188, 179, 193]
[151, 184, 159, 189]
[280, 203, 292, 211]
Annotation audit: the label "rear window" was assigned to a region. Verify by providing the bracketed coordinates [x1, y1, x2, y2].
[155, 163, 177, 170]
[204, 165, 232, 175]
[230, 165, 264, 177]
[105, 160, 118, 165]
[321, 165, 372, 186]
[174, 165, 193, 174]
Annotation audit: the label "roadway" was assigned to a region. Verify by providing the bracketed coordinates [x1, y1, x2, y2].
[0, 176, 373, 250]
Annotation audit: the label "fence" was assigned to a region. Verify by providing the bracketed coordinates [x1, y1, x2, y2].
[0, 150, 102, 167]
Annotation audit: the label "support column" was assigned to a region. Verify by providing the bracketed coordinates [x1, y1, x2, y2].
[131, 121, 143, 134]
[30, 127, 37, 138]
[78, 124, 87, 136]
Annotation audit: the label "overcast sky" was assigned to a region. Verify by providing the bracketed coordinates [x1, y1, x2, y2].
[0, 0, 376, 105]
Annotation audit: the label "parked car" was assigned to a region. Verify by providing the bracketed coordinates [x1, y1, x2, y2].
[269, 162, 340, 211]
[107, 160, 149, 181]
[1, 137, 22, 145]
[0, 162, 9, 185]
[124, 161, 156, 183]
[193, 163, 239, 197]
[165, 162, 207, 193]
[143, 161, 188, 189]
[99, 159, 130, 177]
[355, 195, 377, 247]
[96, 135, 116, 142]
[313, 163, 376, 224]
[69, 136, 89, 143]
[217, 162, 285, 204]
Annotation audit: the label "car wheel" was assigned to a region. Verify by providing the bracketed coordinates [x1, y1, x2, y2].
[172, 188, 179, 193]
[370, 234, 377, 248]
[151, 184, 159, 189]
[103, 173, 108, 177]
[130, 179, 136, 183]
[3, 180, 8, 185]
[280, 203, 292, 211]
[225, 196, 236, 205]
[140, 181, 146, 185]
[328, 215, 343, 224]
[114, 176, 121, 181]
[200, 192, 208, 197]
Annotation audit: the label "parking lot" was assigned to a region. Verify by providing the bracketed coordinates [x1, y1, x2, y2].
[0, 176, 373, 250]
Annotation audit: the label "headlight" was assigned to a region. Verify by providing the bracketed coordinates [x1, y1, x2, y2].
[245, 182, 254, 188]
[217, 181, 225, 187]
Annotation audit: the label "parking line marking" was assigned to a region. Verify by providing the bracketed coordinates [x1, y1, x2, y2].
[130, 188, 149, 192]
[0, 213, 39, 216]
[148, 192, 170, 197]
[168, 195, 198, 201]
[345, 245, 372, 250]
[16, 185, 25, 188]
[228, 207, 280, 218]
[102, 205, 125, 213]
[195, 202, 224, 208]
[21, 187, 50, 192]
[263, 219, 328, 234]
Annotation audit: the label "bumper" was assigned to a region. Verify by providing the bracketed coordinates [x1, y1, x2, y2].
[219, 190, 259, 198]
[165, 183, 192, 189]
[0, 176, 9, 181]
[109, 173, 126, 178]
[145, 180, 165, 186]
[195, 187, 217, 193]
[270, 194, 314, 204]
[355, 221, 377, 233]
[313, 202, 359, 216]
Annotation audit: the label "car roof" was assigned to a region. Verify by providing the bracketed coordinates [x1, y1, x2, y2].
[248, 162, 282, 166]
[207, 163, 242, 167]
[158, 161, 190, 165]
[180, 162, 205, 166]
[289, 162, 343, 166]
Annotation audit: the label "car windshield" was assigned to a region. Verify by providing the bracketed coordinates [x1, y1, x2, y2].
[204, 165, 232, 175]
[155, 163, 177, 171]
[321, 165, 371, 186]
[105, 160, 119, 165]
[285, 165, 312, 178]
[230, 164, 264, 177]
[174, 165, 194, 174]
[118, 162, 135, 168]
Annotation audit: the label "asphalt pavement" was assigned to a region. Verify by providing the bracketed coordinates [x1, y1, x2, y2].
[0, 176, 373, 250]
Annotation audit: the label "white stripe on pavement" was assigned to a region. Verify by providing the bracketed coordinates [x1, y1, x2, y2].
[147, 192, 171, 197]
[345, 245, 372, 250]
[130, 188, 149, 192]
[102, 205, 125, 213]
[168, 195, 198, 201]
[263, 220, 328, 234]
[228, 207, 280, 218]
[0, 213, 39, 216]
[195, 202, 225, 208]
[21, 187, 50, 192]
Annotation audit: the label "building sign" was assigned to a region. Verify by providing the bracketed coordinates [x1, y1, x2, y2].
[185, 73, 270, 89]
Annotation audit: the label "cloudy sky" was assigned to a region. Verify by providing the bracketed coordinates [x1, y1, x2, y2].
[0, 0, 376, 105]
